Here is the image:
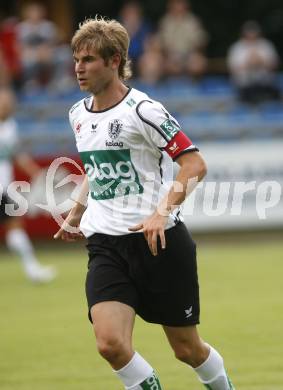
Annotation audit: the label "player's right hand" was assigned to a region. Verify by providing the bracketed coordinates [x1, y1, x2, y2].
[53, 226, 84, 242]
[53, 211, 84, 242]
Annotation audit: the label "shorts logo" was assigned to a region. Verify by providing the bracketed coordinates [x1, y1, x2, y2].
[80, 149, 143, 200]
[108, 119, 123, 139]
[185, 306, 193, 318]
[160, 119, 179, 139]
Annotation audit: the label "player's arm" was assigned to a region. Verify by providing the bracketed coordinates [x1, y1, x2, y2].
[54, 101, 89, 241]
[129, 100, 206, 255]
[129, 151, 207, 255]
[158, 150, 207, 216]
[54, 175, 89, 241]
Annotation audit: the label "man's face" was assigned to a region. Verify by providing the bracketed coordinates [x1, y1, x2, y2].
[73, 47, 114, 95]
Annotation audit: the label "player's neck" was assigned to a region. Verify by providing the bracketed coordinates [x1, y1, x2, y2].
[91, 80, 128, 111]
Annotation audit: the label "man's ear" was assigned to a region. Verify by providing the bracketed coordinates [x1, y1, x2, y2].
[111, 53, 121, 70]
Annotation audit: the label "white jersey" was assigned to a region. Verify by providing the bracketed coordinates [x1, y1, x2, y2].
[69, 87, 197, 236]
[0, 118, 19, 191]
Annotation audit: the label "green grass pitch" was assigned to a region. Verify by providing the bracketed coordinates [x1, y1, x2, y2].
[0, 238, 282, 390]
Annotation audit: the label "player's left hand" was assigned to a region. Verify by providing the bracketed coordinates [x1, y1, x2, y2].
[128, 212, 168, 256]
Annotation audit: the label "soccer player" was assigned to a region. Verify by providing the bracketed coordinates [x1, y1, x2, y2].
[55, 17, 235, 389]
[0, 88, 56, 283]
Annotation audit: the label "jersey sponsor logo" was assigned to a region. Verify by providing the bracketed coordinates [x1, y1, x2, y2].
[80, 149, 143, 200]
[108, 119, 123, 139]
[105, 140, 124, 147]
[160, 119, 179, 139]
[75, 123, 81, 133]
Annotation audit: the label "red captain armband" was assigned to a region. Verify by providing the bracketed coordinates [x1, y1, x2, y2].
[164, 131, 196, 159]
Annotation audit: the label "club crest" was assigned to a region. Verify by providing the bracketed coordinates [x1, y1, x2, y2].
[108, 119, 123, 139]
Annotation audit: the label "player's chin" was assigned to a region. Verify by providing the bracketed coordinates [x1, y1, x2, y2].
[79, 84, 89, 92]
[78, 81, 89, 91]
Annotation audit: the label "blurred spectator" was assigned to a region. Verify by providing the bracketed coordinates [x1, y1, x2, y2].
[0, 87, 56, 283]
[227, 21, 281, 104]
[17, 2, 74, 92]
[17, 2, 57, 88]
[0, 48, 10, 87]
[0, 17, 21, 89]
[158, 0, 208, 78]
[137, 34, 164, 85]
[119, 1, 152, 75]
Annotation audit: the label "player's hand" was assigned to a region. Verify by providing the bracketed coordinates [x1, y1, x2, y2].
[128, 211, 168, 256]
[54, 226, 84, 242]
[53, 209, 84, 242]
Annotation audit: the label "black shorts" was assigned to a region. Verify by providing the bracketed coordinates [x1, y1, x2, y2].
[85, 222, 200, 327]
[0, 194, 11, 223]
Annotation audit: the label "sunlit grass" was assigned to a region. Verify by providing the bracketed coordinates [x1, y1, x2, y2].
[0, 239, 282, 389]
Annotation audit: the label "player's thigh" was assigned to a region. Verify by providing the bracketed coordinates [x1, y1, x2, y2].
[91, 301, 135, 345]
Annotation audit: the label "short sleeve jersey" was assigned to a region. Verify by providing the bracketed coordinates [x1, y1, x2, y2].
[0, 118, 19, 191]
[69, 87, 198, 237]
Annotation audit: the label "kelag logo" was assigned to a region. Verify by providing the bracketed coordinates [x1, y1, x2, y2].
[80, 149, 144, 200]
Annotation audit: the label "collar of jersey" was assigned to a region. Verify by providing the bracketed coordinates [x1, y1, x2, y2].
[84, 87, 132, 113]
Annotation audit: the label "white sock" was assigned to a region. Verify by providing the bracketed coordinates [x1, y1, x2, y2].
[114, 351, 162, 389]
[6, 228, 40, 272]
[193, 345, 232, 389]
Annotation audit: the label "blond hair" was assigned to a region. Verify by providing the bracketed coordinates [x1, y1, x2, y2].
[71, 16, 132, 80]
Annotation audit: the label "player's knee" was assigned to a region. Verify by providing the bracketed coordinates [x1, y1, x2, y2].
[96, 335, 126, 363]
[174, 344, 194, 364]
[174, 344, 207, 367]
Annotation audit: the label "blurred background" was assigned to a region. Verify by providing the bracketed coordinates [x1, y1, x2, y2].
[0, 2, 283, 389]
[1, 0, 283, 236]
